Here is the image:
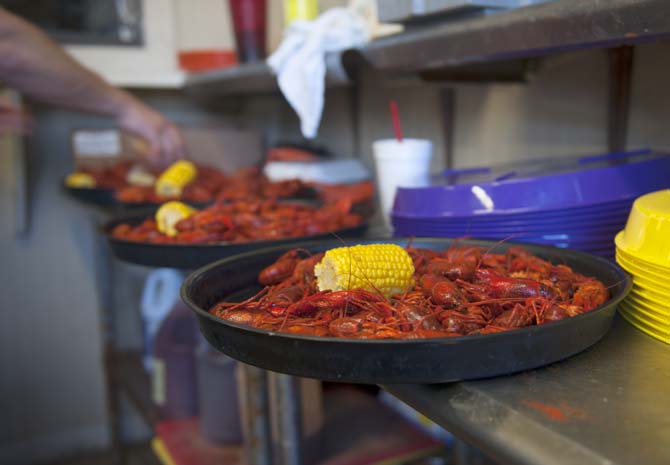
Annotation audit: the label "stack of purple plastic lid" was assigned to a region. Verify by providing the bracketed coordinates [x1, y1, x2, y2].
[391, 150, 670, 259]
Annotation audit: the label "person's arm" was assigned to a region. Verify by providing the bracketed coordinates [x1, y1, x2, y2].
[0, 8, 184, 166]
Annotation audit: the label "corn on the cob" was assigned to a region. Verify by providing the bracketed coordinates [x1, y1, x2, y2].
[314, 244, 415, 297]
[155, 201, 197, 237]
[155, 160, 197, 198]
[65, 172, 97, 188]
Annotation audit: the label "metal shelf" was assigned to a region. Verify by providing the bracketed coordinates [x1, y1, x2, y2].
[184, 53, 351, 99]
[347, 0, 670, 73]
[184, 0, 670, 97]
[184, 62, 278, 98]
[382, 317, 670, 465]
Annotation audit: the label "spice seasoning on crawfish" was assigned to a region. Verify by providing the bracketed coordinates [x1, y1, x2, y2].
[111, 198, 363, 244]
[209, 245, 611, 339]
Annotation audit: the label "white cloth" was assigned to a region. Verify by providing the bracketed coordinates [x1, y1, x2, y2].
[267, 8, 369, 139]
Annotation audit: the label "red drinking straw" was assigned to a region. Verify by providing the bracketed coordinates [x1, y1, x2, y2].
[389, 100, 403, 143]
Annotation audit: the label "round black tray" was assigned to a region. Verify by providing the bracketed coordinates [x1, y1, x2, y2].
[64, 185, 118, 207]
[181, 238, 631, 384]
[104, 215, 369, 269]
[63, 182, 215, 212]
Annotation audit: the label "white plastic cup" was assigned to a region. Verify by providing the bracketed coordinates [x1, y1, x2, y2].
[372, 138, 433, 227]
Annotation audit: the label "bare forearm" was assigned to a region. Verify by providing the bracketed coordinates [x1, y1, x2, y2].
[0, 8, 185, 165]
[0, 8, 133, 118]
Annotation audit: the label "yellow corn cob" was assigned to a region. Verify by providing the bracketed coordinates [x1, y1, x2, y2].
[155, 160, 197, 198]
[65, 172, 97, 188]
[314, 244, 415, 298]
[155, 201, 198, 237]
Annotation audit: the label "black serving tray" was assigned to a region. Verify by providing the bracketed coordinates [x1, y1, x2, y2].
[104, 214, 369, 269]
[182, 238, 631, 384]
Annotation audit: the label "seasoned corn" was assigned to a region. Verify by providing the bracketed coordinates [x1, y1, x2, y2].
[314, 244, 415, 297]
[155, 201, 197, 237]
[65, 172, 96, 188]
[155, 160, 197, 198]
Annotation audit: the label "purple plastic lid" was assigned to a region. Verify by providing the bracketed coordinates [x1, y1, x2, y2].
[392, 205, 631, 228]
[390, 221, 625, 237]
[393, 150, 670, 218]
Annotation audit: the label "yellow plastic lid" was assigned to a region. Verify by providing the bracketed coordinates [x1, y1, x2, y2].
[616, 251, 669, 287]
[617, 189, 670, 267]
[622, 296, 670, 323]
[619, 303, 670, 334]
[615, 242, 669, 274]
[619, 307, 670, 344]
[628, 287, 670, 309]
[616, 254, 670, 296]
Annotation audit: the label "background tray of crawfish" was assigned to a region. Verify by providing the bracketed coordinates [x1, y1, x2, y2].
[181, 238, 631, 384]
[103, 213, 370, 270]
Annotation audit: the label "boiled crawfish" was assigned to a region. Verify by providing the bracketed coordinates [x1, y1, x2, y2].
[208, 244, 612, 339]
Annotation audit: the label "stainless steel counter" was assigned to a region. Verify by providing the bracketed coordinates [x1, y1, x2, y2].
[382, 316, 670, 465]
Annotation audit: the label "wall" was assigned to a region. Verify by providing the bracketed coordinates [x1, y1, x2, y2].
[0, 111, 110, 465]
[234, 42, 669, 169]
[2, 39, 670, 465]
[66, 0, 184, 88]
[0, 92, 235, 465]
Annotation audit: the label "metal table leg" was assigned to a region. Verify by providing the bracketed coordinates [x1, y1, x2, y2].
[239, 365, 273, 465]
[269, 373, 303, 465]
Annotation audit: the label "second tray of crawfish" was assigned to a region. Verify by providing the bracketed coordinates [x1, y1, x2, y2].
[104, 215, 369, 269]
[182, 238, 630, 384]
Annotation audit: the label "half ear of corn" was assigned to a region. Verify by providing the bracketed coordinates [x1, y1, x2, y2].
[65, 172, 97, 188]
[314, 244, 415, 298]
[155, 160, 197, 198]
[155, 201, 197, 237]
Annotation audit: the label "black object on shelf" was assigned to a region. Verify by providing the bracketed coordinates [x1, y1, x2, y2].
[181, 237, 630, 384]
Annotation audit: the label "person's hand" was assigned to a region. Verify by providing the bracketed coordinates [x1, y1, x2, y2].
[116, 101, 186, 167]
[0, 97, 33, 135]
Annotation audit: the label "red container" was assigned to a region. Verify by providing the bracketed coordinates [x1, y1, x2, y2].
[228, 0, 267, 62]
[178, 50, 237, 73]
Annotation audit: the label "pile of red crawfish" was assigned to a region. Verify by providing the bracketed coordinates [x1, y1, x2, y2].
[116, 164, 229, 204]
[74, 163, 315, 204]
[115, 166, 313, 204]
[111, 198, 364, 244]
[209, 245, 610, 339]
[111, 179, 372, 244]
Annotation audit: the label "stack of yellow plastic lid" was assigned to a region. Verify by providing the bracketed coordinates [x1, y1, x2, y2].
[615, 189, 670, 344]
